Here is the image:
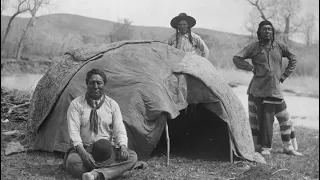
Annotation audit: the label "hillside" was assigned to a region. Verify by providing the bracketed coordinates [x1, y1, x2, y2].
[1, 13, 318, 76]
[0, 13, 258, 58]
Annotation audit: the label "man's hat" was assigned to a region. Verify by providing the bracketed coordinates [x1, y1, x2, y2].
[91, 139, 115, 166]
[170, 13, 196, 29]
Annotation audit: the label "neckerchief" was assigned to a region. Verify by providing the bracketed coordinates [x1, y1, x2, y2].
[85, 93, 106, 134]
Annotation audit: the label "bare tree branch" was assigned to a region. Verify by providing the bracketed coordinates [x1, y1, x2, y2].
[1, 0, 29, 53]
[16, 0, 52, 60]
[246, 0, 302, 44]
[1, 0, 8, 15]
[247, 0, 268, 21]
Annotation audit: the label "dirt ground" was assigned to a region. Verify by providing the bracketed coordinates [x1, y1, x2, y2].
[1, 87, 319, 180]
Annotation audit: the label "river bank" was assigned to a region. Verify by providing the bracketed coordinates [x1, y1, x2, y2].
[1, 59, 52, 76]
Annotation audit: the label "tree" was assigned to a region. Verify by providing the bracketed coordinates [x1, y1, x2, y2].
[1, 0, 29, 52]
[15, 0, 51, 60]
[303, 13, 316, 46]
[1, 0, 8, 15]
[246, 0, 302, 44]
[302, 0, 319, 46]
[1, 0, 9, 42]
[108, 18, 134, 43]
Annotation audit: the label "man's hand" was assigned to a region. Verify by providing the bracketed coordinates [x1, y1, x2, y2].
[251, 67, 256, 74]
[80, 151, 96, 169]
[279, 74, 287, 83]
[119, 145, 129, 161]
[76, 145, 96, 169]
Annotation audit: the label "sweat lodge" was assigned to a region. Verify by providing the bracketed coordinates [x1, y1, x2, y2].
[26, 40, 264, 164]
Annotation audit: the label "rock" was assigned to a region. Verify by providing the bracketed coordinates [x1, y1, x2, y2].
[5, 141, 26, 156]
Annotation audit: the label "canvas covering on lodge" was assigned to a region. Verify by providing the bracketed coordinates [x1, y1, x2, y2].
[27, 40, 264, 163]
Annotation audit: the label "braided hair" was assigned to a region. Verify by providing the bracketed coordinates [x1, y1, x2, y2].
[175, 27, 194, 48]
[257, 20, 275, 46]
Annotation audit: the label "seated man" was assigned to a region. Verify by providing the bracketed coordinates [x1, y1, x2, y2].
[65, 68, 137, 180]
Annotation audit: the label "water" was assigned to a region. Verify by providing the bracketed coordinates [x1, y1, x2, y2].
[1, 74, 318, 129]
[1, 74, 43, 91]
[233, 85, 319, 130]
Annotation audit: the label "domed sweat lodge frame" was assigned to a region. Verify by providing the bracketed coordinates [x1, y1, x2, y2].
[26, 40, 264, 164]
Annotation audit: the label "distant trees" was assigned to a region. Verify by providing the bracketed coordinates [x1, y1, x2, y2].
[301, 0, 318, 46]
[303, 13, 316, 46]
[1, 0, 8, 15]
[1, 0, 51, 59]
[108, 18, 135, 43]
[1, 0, 29, 52]
[245, 0, 303, 45]
[1, 0, 9, 42]
[245, 0, 319, 46]
[15, 0, 51, 60]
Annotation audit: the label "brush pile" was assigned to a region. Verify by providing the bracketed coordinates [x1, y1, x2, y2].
[1, 87, 31, 123]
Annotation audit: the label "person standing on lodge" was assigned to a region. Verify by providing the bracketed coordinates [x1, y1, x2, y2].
[233, 20, 303, 156]
[65, 68, 138, 180]
[168, 13, 210, 114]
[167, 13, 209, 59]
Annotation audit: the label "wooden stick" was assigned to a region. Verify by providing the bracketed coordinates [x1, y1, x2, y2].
[7, 102, 30, 115]
[165, 121, 170, 166]
[229, 131, 234, 163]
[1, 102, 15, 106]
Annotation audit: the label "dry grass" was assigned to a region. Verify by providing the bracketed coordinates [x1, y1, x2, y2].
[1, 89, 319, 180]
[1, 123, 318, 180]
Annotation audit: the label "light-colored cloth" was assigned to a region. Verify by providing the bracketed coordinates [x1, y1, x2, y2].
[233, 41, 297, 99]
[167, 32, 209, 58]
[67, 94, 128, 148]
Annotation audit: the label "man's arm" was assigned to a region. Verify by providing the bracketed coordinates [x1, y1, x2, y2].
[280, 43, 298, 82]
[194, 35, 209, 58]
[233, 44, 255, 72]
[112, 100, 128, 147]
[167, 35, 175, 46]
[112, 100, 129, 160]
[233, 56, 254, 72]
[67, 101, 83, 148]
[67, 100, 95, 168]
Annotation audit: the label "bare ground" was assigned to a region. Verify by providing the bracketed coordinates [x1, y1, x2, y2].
[1, 87, 319, 180]
[1, 124, 318, 180]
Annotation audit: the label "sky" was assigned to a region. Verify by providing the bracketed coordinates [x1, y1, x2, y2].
[2, 0, 319, 43]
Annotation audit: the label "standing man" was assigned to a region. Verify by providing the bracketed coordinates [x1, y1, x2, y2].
[168, 13, 210, 113]
[167, 13, 209, 59]
[233, 20, 303, 156]
[65, 68, 138, 180]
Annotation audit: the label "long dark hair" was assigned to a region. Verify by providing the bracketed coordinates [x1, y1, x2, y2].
[175, 28, 194, 48]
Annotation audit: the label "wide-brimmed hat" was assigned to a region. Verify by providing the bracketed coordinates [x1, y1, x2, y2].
[170, 13, 196, 29]
[91, 139, 115, 167]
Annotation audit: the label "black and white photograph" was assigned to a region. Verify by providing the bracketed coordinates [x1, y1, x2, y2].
[1, 0, 319, 179]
